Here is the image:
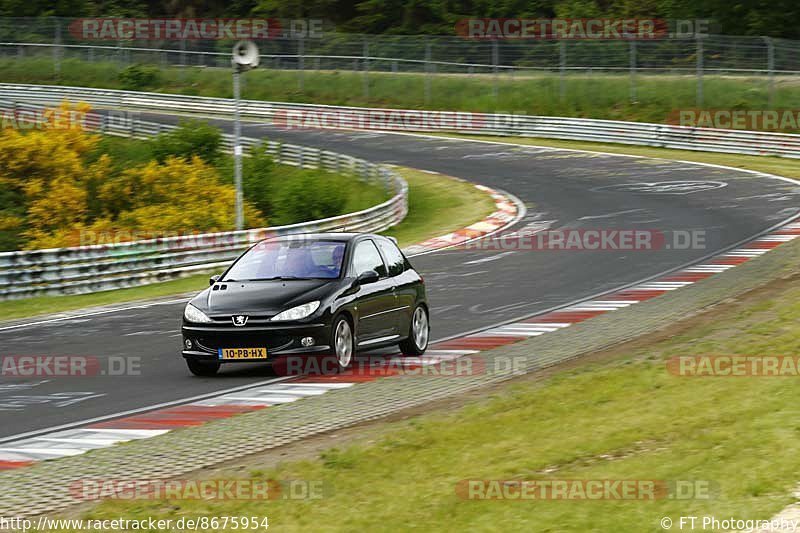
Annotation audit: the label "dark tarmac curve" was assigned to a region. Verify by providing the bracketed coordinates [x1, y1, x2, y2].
[1, 114, 798, 439]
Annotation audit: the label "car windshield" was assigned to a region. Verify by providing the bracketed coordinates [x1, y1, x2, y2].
[223, 239, 346, 281]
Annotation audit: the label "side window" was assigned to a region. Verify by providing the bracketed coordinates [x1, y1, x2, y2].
[351, 240, 387, 277]
[377, 239, 405, 277]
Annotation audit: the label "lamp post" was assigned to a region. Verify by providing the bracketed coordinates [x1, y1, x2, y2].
[231, 41, 260, 230]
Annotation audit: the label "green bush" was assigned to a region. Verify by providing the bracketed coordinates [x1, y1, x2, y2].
[269, 168, 349, 226]
[235, 145, 372, 227]
[118, 64, 160, 90]
[233, 144, 353, 226]
[241, 145, 275, 218]
[149, 120, 222, 164]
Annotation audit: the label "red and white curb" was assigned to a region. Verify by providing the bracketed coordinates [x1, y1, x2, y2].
[2, 219, 798, 471]
[403, 183, 521, 256]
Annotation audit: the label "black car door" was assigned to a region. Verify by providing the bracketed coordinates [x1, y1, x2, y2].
[349, 239, 398, 345]
[376, 238, 416, 336]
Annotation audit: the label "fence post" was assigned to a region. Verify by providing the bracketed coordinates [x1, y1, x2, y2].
[559, 41, 566, 102]
[762, 36, 775, 108]
[298, 36, 305, 92]
[424, 41, 431, 105]
[53, 18, 62, 78]
[629, 40, 637, 103]
[492, 39, 499, 100]
[696, 36, 704, 107]
[363, 38, 369, 99]
[180, 39, 186, 67]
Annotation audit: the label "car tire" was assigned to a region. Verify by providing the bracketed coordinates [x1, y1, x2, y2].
[186, 359, 220, 376]
[331, 315, 355, 372]
[399, 305, 429, 356]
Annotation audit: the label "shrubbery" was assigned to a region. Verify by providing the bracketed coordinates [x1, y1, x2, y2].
[0, 103, 262, 250]
[269, 168, 349, 225]
[239, 144, 353, 226]
[118, 64, 160, 90]
[0, 105, 384, 250]
[149, 119, 222, 164]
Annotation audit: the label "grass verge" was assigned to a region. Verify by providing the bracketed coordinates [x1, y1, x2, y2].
[437, 132, 800, 179]
[3, 57, 800, 126]
[382, 168, 496, 247]
[71, 262, 800, 531]
[0, 166, 495, 322]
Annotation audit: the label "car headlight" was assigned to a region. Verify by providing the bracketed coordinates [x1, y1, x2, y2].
[184, 304, 213, 323]
[271, 301, 321, 321]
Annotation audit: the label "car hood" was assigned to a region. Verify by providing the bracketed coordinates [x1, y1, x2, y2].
[196, 279, 334, 316]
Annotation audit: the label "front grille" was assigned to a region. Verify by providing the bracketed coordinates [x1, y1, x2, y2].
[209, 315, 275, 327]
[195, 333, 293, 351]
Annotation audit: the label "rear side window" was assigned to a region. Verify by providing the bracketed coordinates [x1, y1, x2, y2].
[351, 240, 387, 277]
[377, 239, 405, 277]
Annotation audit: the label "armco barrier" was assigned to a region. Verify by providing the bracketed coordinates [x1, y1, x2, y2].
[2, 83, 800, 158]
[0, 99, 407, 300]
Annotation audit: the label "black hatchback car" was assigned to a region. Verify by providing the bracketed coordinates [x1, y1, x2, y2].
[181, 233, 429, 376]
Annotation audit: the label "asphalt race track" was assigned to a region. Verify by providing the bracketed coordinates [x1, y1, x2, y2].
[1, 114, 798, 440]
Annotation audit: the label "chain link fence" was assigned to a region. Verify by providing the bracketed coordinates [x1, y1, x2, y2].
[1, 18, 799, 107]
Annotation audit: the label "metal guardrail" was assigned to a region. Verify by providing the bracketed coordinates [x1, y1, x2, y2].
[2, 83, 800, 158]
[0, 98, 408, 300]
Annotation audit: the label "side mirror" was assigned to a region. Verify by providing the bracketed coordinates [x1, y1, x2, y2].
[356, 269, 380, 285]
[209, 274, 221, 286]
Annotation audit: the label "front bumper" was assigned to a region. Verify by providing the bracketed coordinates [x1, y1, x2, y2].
[181, 322, 331, 363]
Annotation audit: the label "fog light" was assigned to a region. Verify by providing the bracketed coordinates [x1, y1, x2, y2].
[300, 337, 315, 347]
[184, 338, 193, 350]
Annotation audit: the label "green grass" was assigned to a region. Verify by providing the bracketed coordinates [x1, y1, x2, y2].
[4, 57, 800, 126]
[438, 132, 800, 180]
[0, 166, 494, 322]
[0, 273, 210, 322]
[71, 260, 800, 531]
[383, 168, 496, 247]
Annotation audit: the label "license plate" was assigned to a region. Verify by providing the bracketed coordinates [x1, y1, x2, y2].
[218, 347, 267, 360]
